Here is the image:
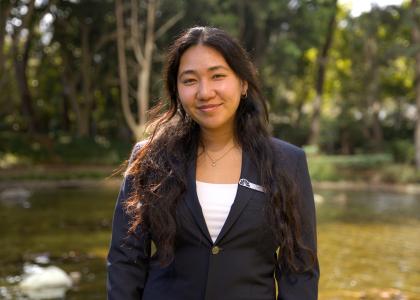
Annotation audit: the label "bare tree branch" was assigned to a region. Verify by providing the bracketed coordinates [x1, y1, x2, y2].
[155, 11, 185, 40]
[94, 31, 118, 53]
[130, 0, 144, 65]
[135, 0, 157, 127]
[116, 0, 137, 133]
[116, 0, 183, 139]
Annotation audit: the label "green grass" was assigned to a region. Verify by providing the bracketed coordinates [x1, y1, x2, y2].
[0, 133, 132, 166]
[307, 154, 420, 183]
[0, 166, 118, 181]
[1, 133, 419, 184]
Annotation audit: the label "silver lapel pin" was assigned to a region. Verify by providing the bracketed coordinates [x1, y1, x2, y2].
[238, 178, 265, 193]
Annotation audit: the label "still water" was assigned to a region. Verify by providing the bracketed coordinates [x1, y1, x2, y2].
[0, 186, 419, 299]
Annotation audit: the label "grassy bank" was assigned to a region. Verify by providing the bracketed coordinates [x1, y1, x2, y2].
[308, 153, 420, 184]
[0, 134, 130, 181]
[1, 133, 419, 184]
[1, 154, 419, 185]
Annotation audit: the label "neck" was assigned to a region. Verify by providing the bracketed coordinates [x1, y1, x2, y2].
[199, 127, 236, 151]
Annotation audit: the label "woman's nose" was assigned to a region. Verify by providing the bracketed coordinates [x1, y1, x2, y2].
[197, 80, 216, 100]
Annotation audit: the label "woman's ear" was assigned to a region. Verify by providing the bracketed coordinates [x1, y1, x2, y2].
[241, 81, 248, 97]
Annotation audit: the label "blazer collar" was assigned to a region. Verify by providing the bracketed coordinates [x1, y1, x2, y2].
[184, 148, 260, 245]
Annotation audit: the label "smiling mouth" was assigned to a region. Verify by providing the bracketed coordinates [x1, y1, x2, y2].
[197, 103, 222, 112]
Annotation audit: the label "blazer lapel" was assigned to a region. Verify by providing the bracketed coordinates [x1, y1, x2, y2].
[183, 148, 261, 245]
[214, 150, 259, 244]
[184, 155, 213, 244]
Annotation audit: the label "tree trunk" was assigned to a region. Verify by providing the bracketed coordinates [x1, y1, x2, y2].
[412, 0, 420, 170]
[238, 2, 267, 67]
[61, 61, 83, 136]
[13, 51, 37, 133]
[363, 35, 383, 150]
[137, 0, 156, 133]
[308, 0, 338, 146]
[0, 3, 11, 87]
[116, 0, 138, 138]
[11, 0, 38, 133]
[340, 129, 352, 155]
[80, 22, 93, 137]
[62, 90, 70, 132]
[116, 0, 182, 141]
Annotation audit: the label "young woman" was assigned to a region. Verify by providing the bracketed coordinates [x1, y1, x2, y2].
[107, 26, 319, 300]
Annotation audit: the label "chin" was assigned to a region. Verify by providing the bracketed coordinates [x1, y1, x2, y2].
[200, 124, 230, 132]
[194, 116, 234, 132]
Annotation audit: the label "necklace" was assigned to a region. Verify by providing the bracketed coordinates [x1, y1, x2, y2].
[204, 144, 236, 167]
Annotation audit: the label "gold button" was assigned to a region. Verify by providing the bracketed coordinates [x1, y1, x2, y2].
[211, 246, 220, 255]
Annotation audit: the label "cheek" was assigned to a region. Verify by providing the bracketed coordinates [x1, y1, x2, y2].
[177, 86, 196, 104]
[220, 80, 242, 99]
[177, 91, 195, 115]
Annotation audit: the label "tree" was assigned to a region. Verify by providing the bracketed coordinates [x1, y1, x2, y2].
[308, 0, 338, 146]
[52, 0, 117, 137]
[330, 4, 410, 154]
[115, 0, 183, 140]
[412, 0, 420, 169]
[0, 1, 11, 89]
[9, 0, 39, 133]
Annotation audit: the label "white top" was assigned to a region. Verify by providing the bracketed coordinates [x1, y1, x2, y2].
[196, 181, 238, 243]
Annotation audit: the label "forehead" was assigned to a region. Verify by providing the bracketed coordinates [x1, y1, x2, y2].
[178, 44, 230, 74]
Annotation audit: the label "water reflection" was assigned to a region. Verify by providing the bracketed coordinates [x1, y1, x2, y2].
[316, 189, 420, 299]
[0, 188, 115, 299]
[0, 187, 419, 299]
[316, 190, 420, 223]
[0, 187, 32, 209]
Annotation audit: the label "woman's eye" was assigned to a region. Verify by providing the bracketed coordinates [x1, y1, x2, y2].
[182, 78, 196, 85]
[213, 74, 226, 79]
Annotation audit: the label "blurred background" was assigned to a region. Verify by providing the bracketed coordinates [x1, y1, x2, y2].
[0, 0, 419, 299]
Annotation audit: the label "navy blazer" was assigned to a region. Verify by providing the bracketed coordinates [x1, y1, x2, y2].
[107, 138, 319, 300]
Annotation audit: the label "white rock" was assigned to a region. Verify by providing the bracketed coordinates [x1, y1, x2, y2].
[19, 265, 72, 299]
[19, 287, 68, 299]
[0, 188, 31, 201]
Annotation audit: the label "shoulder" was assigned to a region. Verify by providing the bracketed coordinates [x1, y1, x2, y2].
[269, 137, 305, 160]
[133, 139, 149, 152]
[128, 140, 149, 163]
[268, 137, 308, 177]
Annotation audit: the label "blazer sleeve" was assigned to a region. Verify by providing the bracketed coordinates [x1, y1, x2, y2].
[107, 143, 151, 300]
[276, 149, 319, 300]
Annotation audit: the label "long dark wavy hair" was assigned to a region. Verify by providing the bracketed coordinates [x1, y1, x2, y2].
[124, 26, 316, 273]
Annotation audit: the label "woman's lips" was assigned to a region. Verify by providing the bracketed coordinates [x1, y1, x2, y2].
[198, 103, 222, 112]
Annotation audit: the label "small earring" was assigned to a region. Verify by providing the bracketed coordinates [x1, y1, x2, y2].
[242, 91, 248, 99]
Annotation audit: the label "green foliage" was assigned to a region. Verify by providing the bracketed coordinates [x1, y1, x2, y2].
[380, 164, 420, 183]
[0, 133, 132, 166]
[0, 0, 418, 172]
[307, 152, 420, 183]
[308, 159, 339, 181]
[389, 139, 415, 163]
[312, 153, 393, 168]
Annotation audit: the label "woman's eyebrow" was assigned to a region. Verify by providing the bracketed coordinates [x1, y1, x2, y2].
[178, 65, 230, 79]
[208, 65, 229, 72]
[178, 69, 195, 78]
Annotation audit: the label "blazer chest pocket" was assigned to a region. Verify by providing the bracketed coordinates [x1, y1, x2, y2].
[239, 192, 272, 237]
[244, 191, 267, 212]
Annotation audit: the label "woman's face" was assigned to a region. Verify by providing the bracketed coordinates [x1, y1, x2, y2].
[177, 44, 247, 133]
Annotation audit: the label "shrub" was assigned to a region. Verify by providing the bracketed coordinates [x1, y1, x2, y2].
[389, 139, 415, 164]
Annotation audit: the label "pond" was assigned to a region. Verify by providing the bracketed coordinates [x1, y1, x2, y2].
[0, 185, 419, 299]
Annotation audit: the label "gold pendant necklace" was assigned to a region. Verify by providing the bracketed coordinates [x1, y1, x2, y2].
[205, 144, 236, 167]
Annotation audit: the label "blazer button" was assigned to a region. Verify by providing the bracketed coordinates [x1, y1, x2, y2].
[211, 246, 221, 255]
